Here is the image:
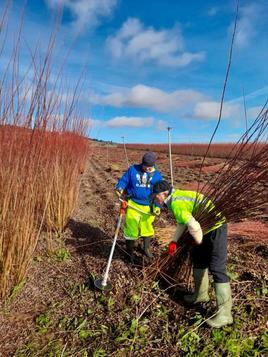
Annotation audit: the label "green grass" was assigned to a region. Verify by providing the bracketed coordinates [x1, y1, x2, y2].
[53, 247, 71, 262]
[14, 276, 268, 357]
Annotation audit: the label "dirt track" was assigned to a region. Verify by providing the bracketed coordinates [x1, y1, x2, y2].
[0, 145, 267, 356]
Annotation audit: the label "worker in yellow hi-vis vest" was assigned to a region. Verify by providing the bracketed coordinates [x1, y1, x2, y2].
[152, 180, 233, 329]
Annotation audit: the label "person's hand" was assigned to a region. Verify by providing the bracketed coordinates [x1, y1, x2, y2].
[168, 241, 177, 256]
[120, 200, 128, 214]
[115, 188, 124, 198]
[121, 200, 128, 209]
[153, 207, 161, 216]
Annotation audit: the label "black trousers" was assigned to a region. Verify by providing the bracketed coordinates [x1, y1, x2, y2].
[192, 223, 229, 283]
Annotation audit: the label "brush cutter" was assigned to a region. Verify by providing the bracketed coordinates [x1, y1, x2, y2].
[94, 200, 128, 291]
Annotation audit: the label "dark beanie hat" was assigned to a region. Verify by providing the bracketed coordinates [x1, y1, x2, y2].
[142, 151, 156, 166]
[152, 180, 171, 194]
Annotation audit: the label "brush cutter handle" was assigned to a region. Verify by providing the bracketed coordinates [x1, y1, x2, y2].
[120, 200, 128, 215]
[115, 188, 124, 198]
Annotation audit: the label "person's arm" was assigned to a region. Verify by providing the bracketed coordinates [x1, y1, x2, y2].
[151, 171, 164, 209]
[173, 224, 186, 242]
[187, 216, 203, 244]
[168, 205, 202, 254]
[168, 224, 186, 256]
[115, 167, 131, 193]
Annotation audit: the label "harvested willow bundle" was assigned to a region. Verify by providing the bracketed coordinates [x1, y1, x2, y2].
[147, 103, 268, 287]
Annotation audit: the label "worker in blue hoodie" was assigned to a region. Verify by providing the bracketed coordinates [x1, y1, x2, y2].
[115, 152, 163, 263]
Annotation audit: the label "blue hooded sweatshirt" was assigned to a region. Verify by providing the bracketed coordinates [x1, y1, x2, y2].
[115, 164, 163, 206]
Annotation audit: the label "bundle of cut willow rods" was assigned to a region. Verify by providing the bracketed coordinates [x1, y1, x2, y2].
[147, 103, 268, 287]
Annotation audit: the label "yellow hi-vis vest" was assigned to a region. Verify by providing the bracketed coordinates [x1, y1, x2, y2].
[166, 189, 225, 234]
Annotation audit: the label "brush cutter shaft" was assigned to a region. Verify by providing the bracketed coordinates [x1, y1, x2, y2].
[102, 213, 123, 287]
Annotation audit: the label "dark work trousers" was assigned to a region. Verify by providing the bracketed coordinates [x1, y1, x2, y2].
[192, 223, 229, 283]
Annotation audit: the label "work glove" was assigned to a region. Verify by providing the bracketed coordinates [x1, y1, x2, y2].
[115, 188, 124, 198]
[153, 206, 161, 216]
[187, 216, 203, 245]
[168, 241, 177, 256]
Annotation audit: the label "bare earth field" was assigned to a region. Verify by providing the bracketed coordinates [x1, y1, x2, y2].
[0, 145, 267, 356]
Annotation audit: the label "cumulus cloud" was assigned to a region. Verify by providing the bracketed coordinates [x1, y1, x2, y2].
[92, 84, 208, 113]
[107, 18, 205, 68]
[106, 116, 153, 128]
[84, 115, 170, 129]
[45, 0, 117, 33]
[88, 118, 104, 128]
[193, 101, 241, 120]
[192, 101, 262, 121]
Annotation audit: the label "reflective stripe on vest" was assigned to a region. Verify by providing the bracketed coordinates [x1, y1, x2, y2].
[172, 195, 204, 205]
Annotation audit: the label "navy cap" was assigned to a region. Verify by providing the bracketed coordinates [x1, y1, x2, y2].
[152, 180, 171, 194]
[142, 152, 156, 167]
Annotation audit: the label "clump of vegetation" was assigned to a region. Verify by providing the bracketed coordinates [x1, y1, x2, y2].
[15, 272, 268, 356]
[0, 2, 89, 298]
[148, 103, 268, 286]
[53, 247, 71, 262]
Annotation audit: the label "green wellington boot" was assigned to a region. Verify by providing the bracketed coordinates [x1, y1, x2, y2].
[206, 282, 233, 328]
[184, 268, 210, 304]
[143, 237, 153, 258]
[126, 240, 135, 264]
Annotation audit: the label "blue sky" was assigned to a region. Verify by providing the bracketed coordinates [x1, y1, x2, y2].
[4, 0, 268, 143]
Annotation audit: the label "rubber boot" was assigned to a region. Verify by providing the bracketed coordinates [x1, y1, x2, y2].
[184, 268, 210, 304]
[125, 240, 135, 264]
[143, 237, 153, 258]
[206, 282, 233, 328]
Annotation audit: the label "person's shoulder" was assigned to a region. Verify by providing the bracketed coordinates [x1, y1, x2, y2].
[125, 164, 138, 175]
[132, 164, 141, 171]
[154, 169, 162, 176]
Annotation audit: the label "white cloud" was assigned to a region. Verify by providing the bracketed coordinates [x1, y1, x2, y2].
[192, 101, 262, 121]
[230, 4, 260, 48]
[88, 118, 104, 128]
[193, 101, 242, 120]
[107, 18, 205, 68]
[92, 84, 208, 113]
[45, 0, 117, 33]
[106, 116, 153, 128]
[83, 116, 155, 129]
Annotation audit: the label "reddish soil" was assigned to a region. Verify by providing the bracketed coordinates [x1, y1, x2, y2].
[0, 145, 267, 356]
[229, 221, 268, 242]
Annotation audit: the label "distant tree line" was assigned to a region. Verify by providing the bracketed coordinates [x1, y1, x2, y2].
[90, 138, 116, 145]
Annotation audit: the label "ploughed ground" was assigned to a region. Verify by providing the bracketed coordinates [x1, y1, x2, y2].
[0, 145, 267, 356]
